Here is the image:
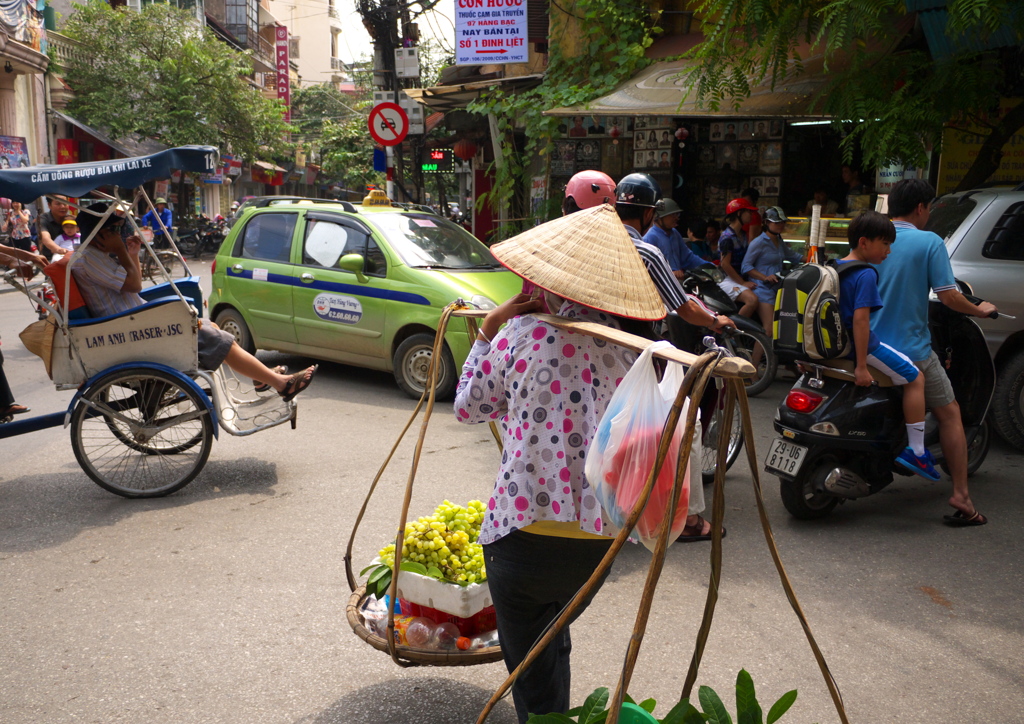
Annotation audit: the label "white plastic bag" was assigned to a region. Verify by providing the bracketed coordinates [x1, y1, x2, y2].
[586, 342, 700, 551]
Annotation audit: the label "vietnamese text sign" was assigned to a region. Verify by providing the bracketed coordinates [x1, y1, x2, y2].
[455, 0, 528, 65]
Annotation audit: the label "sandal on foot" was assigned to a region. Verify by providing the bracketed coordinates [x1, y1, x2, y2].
[943, 509, 988, 527]
[279, 365, 317, 403]
[254, 365, 287, 392]
[0, 403, 30, 417]
[675, 515, 727, 543]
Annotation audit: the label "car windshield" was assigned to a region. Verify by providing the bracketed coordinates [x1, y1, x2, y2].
[365, 213, 501, 269]
[928, 196, 978, 242]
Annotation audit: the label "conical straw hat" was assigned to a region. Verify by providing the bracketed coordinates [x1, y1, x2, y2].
[491, 204, 665, 320]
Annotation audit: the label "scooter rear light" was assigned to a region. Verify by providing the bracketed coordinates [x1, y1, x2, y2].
[786, 389, 824, 413]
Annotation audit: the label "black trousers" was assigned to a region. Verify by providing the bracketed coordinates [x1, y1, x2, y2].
[483, 529, 614, 723]
[0, 348, 15, 409]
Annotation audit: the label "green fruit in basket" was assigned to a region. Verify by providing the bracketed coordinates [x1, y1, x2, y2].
[377, 500, 488, 586]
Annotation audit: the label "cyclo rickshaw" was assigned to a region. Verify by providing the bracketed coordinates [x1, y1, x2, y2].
[0, 146, 297, 498]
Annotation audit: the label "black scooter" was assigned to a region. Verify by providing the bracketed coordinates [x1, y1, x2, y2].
[768, 285, 997, 519]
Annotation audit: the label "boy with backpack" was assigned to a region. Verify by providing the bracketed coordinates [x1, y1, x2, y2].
[838, 210, 939, 480]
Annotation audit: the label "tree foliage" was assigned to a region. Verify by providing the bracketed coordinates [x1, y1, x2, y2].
[469, 0, 657, 236]
[685, 0, 1024, 190]
[63, 1, 291, 160]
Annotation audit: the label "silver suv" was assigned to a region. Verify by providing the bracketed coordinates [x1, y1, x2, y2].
[930, 187, 1024, 450]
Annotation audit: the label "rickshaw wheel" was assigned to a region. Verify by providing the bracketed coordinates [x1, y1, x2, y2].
[71, 368, 214, 498]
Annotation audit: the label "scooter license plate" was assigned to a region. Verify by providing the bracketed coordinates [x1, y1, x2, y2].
[765, 438, 808, 476]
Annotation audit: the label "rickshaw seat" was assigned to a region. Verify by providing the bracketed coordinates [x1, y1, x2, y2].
[43, 254, 90, 321]
[140, 276, 203, 311]
[67, 296, 182, 328]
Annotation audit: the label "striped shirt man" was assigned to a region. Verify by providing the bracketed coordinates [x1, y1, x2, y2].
[625, 223, 688, 312]
[71, 245, 144, 317]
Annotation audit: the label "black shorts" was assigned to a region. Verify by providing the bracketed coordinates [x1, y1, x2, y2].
[197, 325, 234, 371]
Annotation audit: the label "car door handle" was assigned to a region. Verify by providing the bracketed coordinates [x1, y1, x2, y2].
[232, 264, 243, 273]
[300, 273, 315, 283]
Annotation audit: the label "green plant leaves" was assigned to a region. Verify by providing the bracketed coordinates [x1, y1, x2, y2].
[660, 699, 706, 724]
[765, 690, 797, 724]
[698, 686, 732, 724]
[735, 669, 763, 724]
[578, 687, 610, 723]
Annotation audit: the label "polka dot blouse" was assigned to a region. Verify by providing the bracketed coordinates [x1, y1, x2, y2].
[455, 301, 637, 545]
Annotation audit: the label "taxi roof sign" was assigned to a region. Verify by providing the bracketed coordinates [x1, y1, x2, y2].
[362, 189, 392, 207]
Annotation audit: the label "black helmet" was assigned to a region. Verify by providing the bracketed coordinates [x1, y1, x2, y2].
[615, 172, 662, 208]
[764, 205, 788, 224]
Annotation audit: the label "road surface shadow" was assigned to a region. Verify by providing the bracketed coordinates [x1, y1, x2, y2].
[0, 456, 279, 553]
[296, 675, 518, 724]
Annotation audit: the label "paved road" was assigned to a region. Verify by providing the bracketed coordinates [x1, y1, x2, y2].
[2, 268, 1022, 723]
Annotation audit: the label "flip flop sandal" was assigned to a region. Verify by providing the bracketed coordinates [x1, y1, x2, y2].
[0, 403, 30, 417]
[675, 515, 728, 543]
[279, 365, 318, 403]
[943, 509, 988, 527]
[253, 366, 287, 393]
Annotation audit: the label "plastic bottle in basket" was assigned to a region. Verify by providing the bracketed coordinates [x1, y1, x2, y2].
[431, 621, 462, 650]
[456, 629, 499, 650]
[371, 614, 437, 647]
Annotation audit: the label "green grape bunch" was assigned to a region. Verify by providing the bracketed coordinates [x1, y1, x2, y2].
[379, 500, 488, 585]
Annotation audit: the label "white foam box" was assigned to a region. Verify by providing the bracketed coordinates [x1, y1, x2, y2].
[394, 569, 492, 619]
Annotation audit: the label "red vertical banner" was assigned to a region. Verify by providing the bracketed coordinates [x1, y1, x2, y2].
[56, 139, 79, 164]
[275, 26, 290, 123]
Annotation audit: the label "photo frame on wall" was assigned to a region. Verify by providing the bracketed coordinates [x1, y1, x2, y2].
[737, 143, 759, 173]
[634, 131, 647, 150]
[552, 140, 577, 175]
[634, 150, 646, 168]
[768, 120, 784, 139]
[760, 142, 782, 174]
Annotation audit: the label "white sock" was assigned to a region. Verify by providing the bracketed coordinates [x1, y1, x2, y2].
[907, 422, 926, 456]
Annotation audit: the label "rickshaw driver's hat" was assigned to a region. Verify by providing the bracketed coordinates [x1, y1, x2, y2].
[490, 203, 665, 321]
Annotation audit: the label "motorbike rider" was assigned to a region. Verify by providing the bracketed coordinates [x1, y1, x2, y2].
[838, 210, 938, 480]
[874, 179, 996, 526]
[521, 170, 618, 310]
[643, 199, 707, 280]
[717, 205, 758, 319]
[141, 197, 172, 249]
[742, 206, 803, 339]
[615, 173, 732, 334]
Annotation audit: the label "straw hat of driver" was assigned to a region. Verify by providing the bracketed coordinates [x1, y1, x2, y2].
[490, 204, 665, 320]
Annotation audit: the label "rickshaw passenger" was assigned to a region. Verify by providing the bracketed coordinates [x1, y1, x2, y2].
[72, 202, 317, 402]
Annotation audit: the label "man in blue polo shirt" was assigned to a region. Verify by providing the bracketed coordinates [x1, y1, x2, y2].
[872, 179, 996, 527]
[141, 197, 173, 249]
[643, 199, 706, 280]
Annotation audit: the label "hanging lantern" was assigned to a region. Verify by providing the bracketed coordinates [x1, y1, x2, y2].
[609, 125, 621, 144]
[675, 126, 689, 141]
[453, 140, 478, 161]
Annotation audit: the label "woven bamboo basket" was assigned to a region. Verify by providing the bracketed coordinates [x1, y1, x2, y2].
[346, 586, 504, 666]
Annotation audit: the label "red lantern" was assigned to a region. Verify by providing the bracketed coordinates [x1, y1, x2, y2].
[609, 126, 621, 139]
[675, 127, 689, 141]
[454, 140, 478, 161]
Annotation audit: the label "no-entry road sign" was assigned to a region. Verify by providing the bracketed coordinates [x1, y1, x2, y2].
[368, 102, 409, 146]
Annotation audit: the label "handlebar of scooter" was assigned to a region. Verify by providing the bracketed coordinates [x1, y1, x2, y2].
[963, 292, 1015, 320]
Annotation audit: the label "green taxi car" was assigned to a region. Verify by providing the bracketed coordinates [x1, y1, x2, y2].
[208, 197, 520, 399]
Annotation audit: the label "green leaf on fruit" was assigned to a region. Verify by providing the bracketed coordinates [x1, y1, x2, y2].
[399, 560, 428, 576]
[426, 566, 444, 580]
[359, 563, 378, 577]
[367, 565, 390, 585]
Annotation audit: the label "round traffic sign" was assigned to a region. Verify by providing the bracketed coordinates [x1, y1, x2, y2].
[368, 102, 409, 146]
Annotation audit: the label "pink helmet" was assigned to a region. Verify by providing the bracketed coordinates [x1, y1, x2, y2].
[565, 170, 616, 209]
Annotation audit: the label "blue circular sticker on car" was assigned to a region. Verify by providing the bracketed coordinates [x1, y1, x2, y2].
[313, 292, 363, 324]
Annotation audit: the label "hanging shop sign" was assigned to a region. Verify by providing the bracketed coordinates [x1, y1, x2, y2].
[276, 26, 291, 123]
[455, 0, 527, 65]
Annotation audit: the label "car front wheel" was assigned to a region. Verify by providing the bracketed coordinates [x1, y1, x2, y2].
[991, 349, 1024, 451]
[393, 333, 457, 400]
[213, 307, 255, 355]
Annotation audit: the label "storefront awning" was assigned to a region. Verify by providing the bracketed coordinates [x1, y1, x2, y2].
[405, 73, 545, 113]
[546, 23, 913, 119]
[253, 160, 287, 173]
[51, 110, 167, 156]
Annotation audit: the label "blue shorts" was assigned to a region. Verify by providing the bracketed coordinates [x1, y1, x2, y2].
[867, 342, 919, 385]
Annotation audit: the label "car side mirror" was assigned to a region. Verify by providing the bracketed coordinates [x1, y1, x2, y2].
[339, 253, 367, 280]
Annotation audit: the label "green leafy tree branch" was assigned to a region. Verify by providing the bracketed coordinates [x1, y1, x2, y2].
[62, 1, 291, 160]
[469, 0, 658, 237]
[683, 0, 1024, 190]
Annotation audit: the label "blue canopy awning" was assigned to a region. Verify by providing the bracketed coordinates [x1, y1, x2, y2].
[0, 146, 220, 203]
